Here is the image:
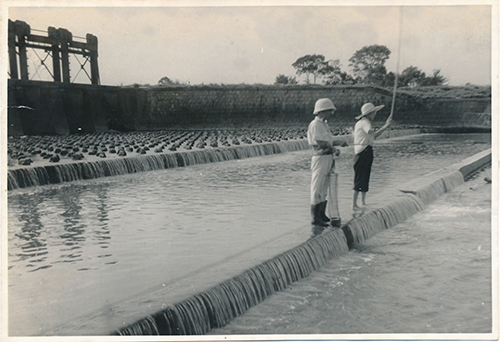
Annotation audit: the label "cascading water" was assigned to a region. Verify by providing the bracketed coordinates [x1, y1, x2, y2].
[7, 132, 491, 336]
[7, 167, 50, 189]
[343, 169, 466, 246]
[343, 195, 426, 246]
[117, 228, 349, 335]
[116, 150, 488, 336]
[402, 170, 465, 205]
[7, 140, 310, 190]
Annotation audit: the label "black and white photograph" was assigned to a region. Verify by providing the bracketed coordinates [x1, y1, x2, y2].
[1, 0, 498, 341]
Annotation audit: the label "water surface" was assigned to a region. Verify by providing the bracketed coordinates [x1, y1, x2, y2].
[7, 133, 491, 335]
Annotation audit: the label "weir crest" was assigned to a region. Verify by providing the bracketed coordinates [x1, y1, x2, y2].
[8, 140, 309, 190]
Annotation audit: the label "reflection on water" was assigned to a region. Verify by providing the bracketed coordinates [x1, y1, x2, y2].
[7, 133, 491, 335]
[9, 185, 113, 274]
[59, 188, 86, 266]
[12, 192, 47, 272]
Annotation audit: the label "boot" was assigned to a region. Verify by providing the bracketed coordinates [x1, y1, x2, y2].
[318, 201, 330, 223]
[311, 204, 329, 227]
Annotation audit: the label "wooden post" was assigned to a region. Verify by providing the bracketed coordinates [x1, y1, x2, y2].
[48, 26, 61, 82]
[58, 28, 72, 83]
[86, 34, 100, 85]
[8, 20, 18, 79]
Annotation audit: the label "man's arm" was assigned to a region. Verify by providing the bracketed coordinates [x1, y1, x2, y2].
[316, 140, 335, 154]
[374, 116, 393, 139]
[332, 137, 349, 147]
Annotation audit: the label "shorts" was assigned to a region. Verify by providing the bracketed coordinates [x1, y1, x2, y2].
[353, 145, 373, 192]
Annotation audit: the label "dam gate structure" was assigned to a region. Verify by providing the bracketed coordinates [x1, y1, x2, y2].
[8, 19, 99, 85]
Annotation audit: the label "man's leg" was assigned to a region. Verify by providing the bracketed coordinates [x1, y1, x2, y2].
[310, 157, 329, 226]
[353, 190, 360, 210]
[361, 191, 367, 206]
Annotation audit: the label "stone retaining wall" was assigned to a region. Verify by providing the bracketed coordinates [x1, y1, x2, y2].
[7, 80, 490, 136]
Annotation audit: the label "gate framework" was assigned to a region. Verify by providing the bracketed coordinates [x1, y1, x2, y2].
[8, 19, 100, 85]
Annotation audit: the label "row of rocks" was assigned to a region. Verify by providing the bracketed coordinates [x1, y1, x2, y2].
[7, 128, 316, 166]
[8, 125, 418, 167]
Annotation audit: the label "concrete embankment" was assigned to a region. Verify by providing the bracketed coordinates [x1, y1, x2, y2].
[117, 148, 492, 336]
[8, 80, 490, 136]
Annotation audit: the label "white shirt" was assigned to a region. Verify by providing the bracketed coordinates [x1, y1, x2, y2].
[353, 117, 374, 154]
[307, 117, 333, 146]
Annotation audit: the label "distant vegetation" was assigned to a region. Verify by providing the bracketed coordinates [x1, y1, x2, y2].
[397, 85, 491, 99]
[145, 44, 490, 99]
[277, 44, 450, 88]
[148, 81, 491, 100]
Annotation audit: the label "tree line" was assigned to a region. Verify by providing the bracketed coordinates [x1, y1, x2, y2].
[276, 44, 448, 87]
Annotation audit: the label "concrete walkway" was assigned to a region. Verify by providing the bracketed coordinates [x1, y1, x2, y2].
[208, 167, 497, 338]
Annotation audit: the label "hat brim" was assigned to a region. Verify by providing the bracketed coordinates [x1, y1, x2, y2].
[313, 108, 336, 115]
[355, 105, 385, 119]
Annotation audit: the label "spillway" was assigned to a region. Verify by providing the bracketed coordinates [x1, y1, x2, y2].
[7, 132, 491, 336]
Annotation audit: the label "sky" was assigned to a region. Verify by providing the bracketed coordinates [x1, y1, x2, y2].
[3, 1, 495, 87]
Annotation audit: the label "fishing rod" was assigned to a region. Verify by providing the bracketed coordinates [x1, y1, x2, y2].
[347, 141, 479, 146]
[389, 7, 404, 121]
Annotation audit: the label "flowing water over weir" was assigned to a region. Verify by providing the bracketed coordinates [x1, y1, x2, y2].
[343, 168, 469, 246]
[118, 229, 349, 335]
[7, 140, 309, 190]
[7, 132, 491, 336]
[117, 152, 490, 336]
[115, 193, 446, 335]
[6, 128, 431, 190]
[341, 195, 426, 246]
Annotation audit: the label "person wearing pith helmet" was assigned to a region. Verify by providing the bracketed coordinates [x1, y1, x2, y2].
[307, 98, 342, 227]
[352, 102, 392, 211]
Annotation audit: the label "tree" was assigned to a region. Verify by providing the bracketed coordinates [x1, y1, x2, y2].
[339, 72, 357, 85]
[381, 71, 396, 87]
[292, 54, 326, 84]
[420, 69, 449, 86]
[400, 66, 426, 87]
[348, 45, 391, 85]
[318, 59, 343, 84]
[366, 65, 388, 85]
[158, 76, 182, 86]
[325, 70, 357, 85]
[274, 74, 298, 85]
[158, 76, 173, 85]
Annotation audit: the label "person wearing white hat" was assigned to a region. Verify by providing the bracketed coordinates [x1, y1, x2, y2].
[307, 98, 343, 226]
[352, 102, 392, 211]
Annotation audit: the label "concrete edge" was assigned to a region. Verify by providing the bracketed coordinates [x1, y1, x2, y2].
[399, 148, 492, 194]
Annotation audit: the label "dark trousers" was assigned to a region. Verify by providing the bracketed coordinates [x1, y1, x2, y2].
[353, 145, 373, 192]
